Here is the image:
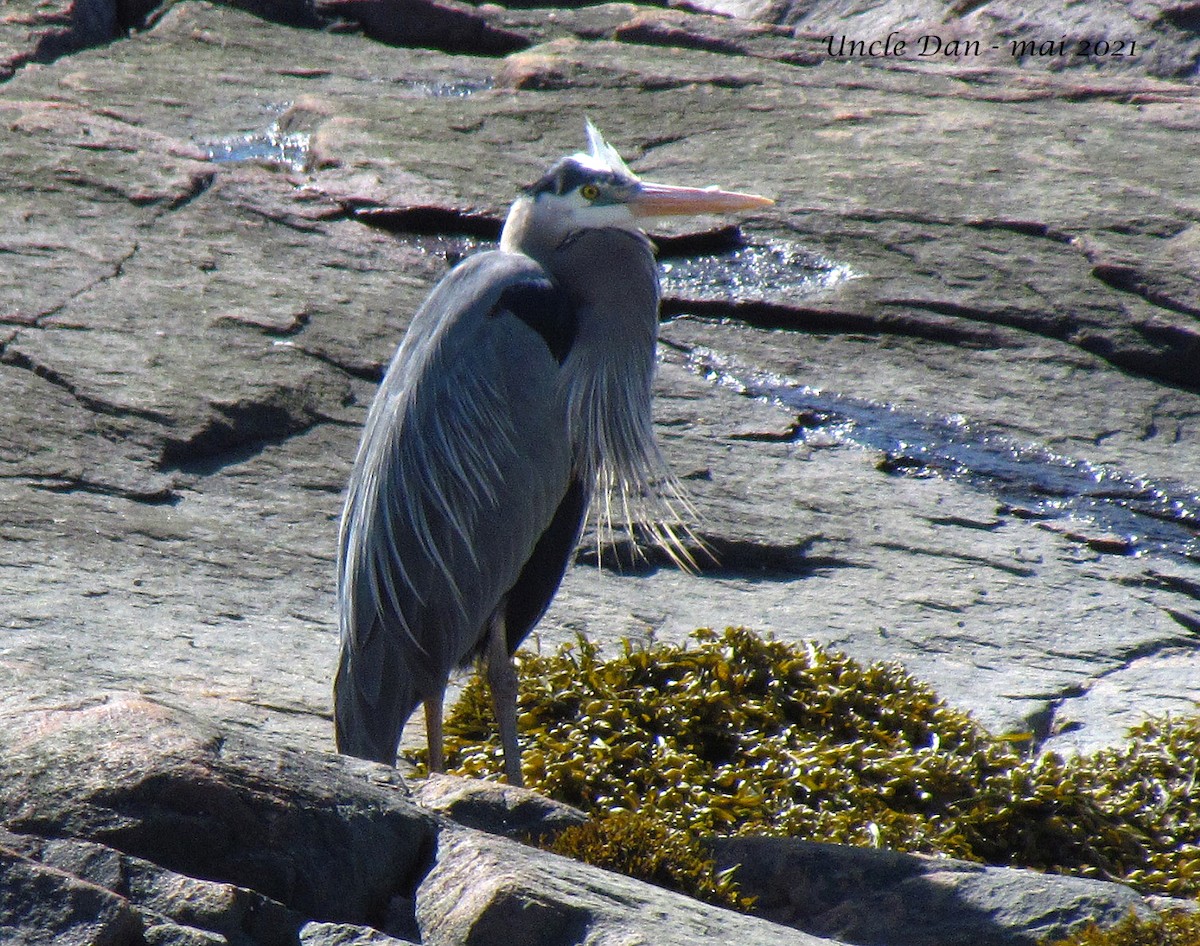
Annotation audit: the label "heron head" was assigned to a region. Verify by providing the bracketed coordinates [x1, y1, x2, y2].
[501, 121, 772, 255]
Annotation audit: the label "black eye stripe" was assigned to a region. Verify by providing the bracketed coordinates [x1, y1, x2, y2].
[554, 163, 600, 195]
[525, 159, 620, 198]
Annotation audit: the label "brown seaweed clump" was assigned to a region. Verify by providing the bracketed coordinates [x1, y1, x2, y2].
[416, 627, 1200, 911]
[1044, 909, 1200, 946]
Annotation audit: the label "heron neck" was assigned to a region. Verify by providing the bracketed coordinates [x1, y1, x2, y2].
[500, 197, 575, 270]
[499, 198, 531, 254]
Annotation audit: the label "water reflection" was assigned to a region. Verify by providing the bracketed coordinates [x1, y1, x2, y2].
[202, 118, 312, 172]
[699, 356, 1200, 562]
[661, 241, 855, 300]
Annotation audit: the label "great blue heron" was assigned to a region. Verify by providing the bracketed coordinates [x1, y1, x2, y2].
[334, 121, 771, 785]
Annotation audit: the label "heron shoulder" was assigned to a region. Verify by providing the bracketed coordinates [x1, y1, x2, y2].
[411, 249, 578, 367]
[489, 271, 576, 365]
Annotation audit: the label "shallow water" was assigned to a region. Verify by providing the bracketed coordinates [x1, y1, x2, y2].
[701, 358, 1200, 562]
[665, 242, 1199, 563]
[389, 236, 858, 299]
[201, 80, 491, 171]
[391, 236, 1200, 561]
[189, 166, 1199, 562]
[202, 117, 312, 172]
[660, 240, 855, 300]
[401, 78, 493, 98]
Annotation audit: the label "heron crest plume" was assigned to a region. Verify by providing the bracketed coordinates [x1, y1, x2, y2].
[577, 118, 636, 178]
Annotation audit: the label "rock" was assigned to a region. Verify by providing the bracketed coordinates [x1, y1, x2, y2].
[315, 0, 529, 55]
[142, 923, 229, 946]
[712, 836, 1189, 946]
[2, 828, 304, 943]
[299, 921, 419, 946]
[0, 0, 1194, 764]
[0, 0, 118, 80]
[2, 0, 1200, 758]
[731, 0, 1200, 79]
[0, 692, 837, 945]
[417, 825, 830, 946]
[1, 1, 1199, 942]
[0, 690, 1185, 945]
[0, 693, 438, 935]
[142, 925, 228, 946]
[411, 773, 587, 843]
[0, 844, 143, 946]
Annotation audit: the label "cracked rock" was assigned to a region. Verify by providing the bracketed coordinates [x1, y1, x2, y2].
[417, 825, 829, 946]
[299, 921, 419, 946]
[1, 689, 1184, 946]
[0, 694, 439, 932]
[0, 692, 839, 945]
[0, 0, 1196, 759]
[0, 843, 143, 946]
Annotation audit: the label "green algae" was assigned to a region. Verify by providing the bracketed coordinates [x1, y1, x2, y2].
[1044, 909, 1200, 946]
[410, 627, 1200, 909]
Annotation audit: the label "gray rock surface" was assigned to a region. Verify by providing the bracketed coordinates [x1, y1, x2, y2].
[1, 1, 1199, 943]
[410, 774, 587, 843]
[418, 826, 830, 946]
[1, 0, 118, 80]
[712, 836, 1172, 946]
[0, 691, 1190, 945]
[298, 922, 418, 946]
[0, 693, 437, 938]
[693, 0, 1200, 78]
[3, 0, 1195, 757]
[1, 841, 145, 946]
[0, 692, 833, 944]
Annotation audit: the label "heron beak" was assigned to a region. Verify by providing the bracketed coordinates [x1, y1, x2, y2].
[629, 180, 773, 218]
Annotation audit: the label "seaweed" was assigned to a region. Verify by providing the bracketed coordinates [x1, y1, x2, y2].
[1043, 909, 1200, 946]
[410, 627, 1200, 908]
[549, 809, 754, 911]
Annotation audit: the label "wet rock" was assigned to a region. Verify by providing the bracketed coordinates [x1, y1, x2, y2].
[0, 0, 1195, 764]
[712, 836, 1187, 946]
[5, 0, 1200, 749]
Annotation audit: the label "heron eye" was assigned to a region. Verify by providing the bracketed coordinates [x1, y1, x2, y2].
[579, 183, 600, 201]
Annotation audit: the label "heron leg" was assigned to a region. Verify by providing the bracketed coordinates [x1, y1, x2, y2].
[425, 698, 445, 774]
[486, 610, 524, 787]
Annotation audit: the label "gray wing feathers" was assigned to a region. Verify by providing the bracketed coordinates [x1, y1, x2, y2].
[335, 251, 574, 763]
